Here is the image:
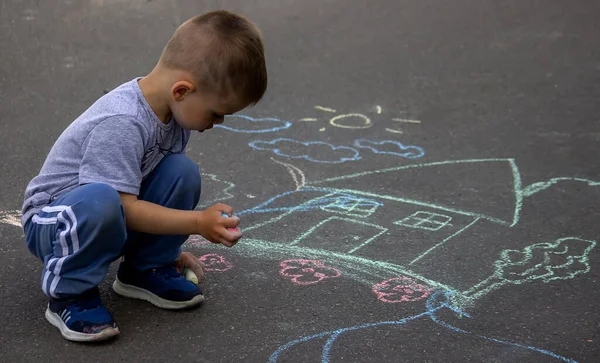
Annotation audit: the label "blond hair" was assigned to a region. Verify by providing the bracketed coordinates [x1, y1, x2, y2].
[159, 10, 267, 105]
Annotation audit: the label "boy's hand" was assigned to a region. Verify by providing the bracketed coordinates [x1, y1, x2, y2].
[175, 252, 206, 284]
[196, 203, 242, 247]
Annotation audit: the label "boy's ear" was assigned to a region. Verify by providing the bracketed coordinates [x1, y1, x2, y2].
[171, 80, 196, 101]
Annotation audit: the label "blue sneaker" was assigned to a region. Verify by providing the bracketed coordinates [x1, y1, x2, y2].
[45, 288, 119, 342]
[112, 260, 204, 309]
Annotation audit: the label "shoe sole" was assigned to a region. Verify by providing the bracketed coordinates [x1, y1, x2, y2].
[112, 277, 205, 310]
[45, 307, 119, 342]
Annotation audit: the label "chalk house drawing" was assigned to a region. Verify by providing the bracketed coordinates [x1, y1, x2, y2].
[183, 157, 594, 363]
[186, 158, 598, 312]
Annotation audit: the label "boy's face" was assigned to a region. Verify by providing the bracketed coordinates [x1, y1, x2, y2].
[169, 81, 248, 132]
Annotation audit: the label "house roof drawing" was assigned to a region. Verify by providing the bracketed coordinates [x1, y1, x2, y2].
[305, 158, 523, 226]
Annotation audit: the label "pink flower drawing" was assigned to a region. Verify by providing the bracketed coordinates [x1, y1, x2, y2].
[186, 234, 212, 247]
[279, 259, 341, 285]
[200, 254, 233, 272]
[372, 277, 432, 303]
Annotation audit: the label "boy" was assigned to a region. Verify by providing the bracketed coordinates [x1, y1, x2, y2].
[20, 10, 267, 342]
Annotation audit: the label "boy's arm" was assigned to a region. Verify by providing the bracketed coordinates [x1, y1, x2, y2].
[79, 117, 240, 246]
[119, 193, 241, 247]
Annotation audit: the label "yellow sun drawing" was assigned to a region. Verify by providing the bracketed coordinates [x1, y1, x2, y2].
[298, 105, 421, 134]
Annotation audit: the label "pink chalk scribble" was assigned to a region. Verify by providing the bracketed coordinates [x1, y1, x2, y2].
[186, 234, 212, 247]
[200, 253, 233, 272]
[372, 277, 432, 303]
[279, 259, 341, 285]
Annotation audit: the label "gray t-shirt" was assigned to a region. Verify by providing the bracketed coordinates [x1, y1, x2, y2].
[21, 77, 191, 226]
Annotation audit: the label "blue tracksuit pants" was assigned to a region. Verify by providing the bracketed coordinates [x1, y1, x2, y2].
[24, 154, 201, 299]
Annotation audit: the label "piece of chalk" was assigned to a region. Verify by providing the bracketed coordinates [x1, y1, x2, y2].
[222, 212, 240, 232]
[184, 267, 198, 284]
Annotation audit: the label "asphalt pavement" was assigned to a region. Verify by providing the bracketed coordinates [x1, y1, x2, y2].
[1, 1, 600, 362]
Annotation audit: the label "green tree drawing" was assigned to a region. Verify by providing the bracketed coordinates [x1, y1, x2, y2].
[460, 237, 596, 304]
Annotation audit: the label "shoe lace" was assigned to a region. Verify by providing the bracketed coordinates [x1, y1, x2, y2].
[63, 292, 102, 314]
[153, 265, 182, 281]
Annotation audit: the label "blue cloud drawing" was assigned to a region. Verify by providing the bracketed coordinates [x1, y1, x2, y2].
[354, 139, 425, 159]
[249, 138, 361, 164]
[215, 115, 292, 133]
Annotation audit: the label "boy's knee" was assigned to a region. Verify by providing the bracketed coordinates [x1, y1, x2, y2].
[78, 183, 124, 226]
[165, 154, 202, 194]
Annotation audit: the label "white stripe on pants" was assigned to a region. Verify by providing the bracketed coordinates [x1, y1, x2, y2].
[35, 205, 80, 298]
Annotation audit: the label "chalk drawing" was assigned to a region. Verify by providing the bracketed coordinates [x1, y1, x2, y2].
[230, 190, 380, 220]
[234, 190, 335, 218]
[214, 114, 292, 133]
[178, 245, 233, 271]
[315, 106, 337, 113]
[236, 190, 383, 225]
[186, 234, 212, 247]
[299, 105, 422, 133]
[392, 118, 421, 124]
[239, 160, 509, 279]
[308, 158, 522, 226]
[386, 118, 422, 133]
[372, 277, 432, 303]
[181, 157, 600, 313]
[329, 113, 372, 129]
[290, 216, 388, 254]
[353, 139, 425, 159]
[522, 177, 600, 197]
[384, 128, 403, 134]
[271, 157, 306, 190]
[319, 195, 380, 218]
[0, 210, 22, 228]
[394, 211, 453, 231]
[458, 237, 596, 305]
[188, 237, 458, 294]
[196, 173, 235, 208]
[200, 253, 233, 272]
[268, 291, 578, 363]
[409, 217, 480, 265]
[249, 138, 361, 164]
[280, 259, 341, 285]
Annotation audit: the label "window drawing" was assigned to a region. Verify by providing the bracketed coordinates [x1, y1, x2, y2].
[394, 211, 452, 231]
